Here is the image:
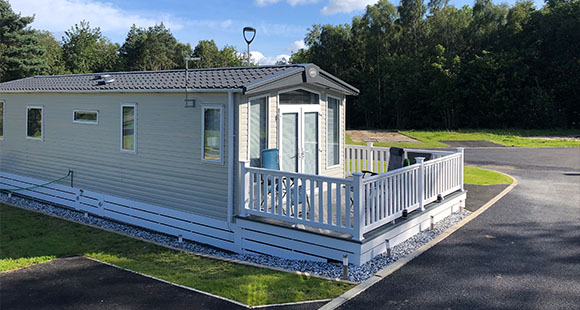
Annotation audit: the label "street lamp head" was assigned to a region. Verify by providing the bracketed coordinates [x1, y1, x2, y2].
[243, 27, 256, 44]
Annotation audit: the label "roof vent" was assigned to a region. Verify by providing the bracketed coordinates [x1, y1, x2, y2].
[95, 74, 115, 85]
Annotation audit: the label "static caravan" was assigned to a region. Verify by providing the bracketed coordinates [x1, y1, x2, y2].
[0, 64, 466, 265]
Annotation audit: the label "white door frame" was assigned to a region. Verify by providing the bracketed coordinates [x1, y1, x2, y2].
[278, 104, 320, 174]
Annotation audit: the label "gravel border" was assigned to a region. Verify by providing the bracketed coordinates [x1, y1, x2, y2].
[0, 192, 470, 282]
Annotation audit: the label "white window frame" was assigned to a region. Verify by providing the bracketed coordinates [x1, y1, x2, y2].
[247, 94, 270, 165]
[26, 106, 44, 141]
[73, 109, 99, 125]
[0, 100, 5, 140]
[326, 95, 341, 169]
[201, 104, 224, 164]
[120, 103, 137, 153]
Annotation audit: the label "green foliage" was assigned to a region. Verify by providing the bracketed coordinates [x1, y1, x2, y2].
[293, 0, 580, 129]
[0, 204, 353, 305]
[34, 30, 68, 75]
[0, 0, 47, 82]
[191, 40, 245, 68]
[119, 23, 192, 71]
[61, 21, 119, 73]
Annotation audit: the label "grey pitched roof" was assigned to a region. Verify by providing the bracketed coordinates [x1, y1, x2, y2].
[0, 65, 299, 92]
[0, 64, 359, 95]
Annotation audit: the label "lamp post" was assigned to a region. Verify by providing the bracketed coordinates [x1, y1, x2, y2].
[243, 27, 256, 66]
[184, 56, 202, 107]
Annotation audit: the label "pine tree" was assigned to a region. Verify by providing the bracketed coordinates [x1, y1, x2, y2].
[0, 0, 47, 82]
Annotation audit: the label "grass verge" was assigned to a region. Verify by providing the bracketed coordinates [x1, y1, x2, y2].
[464, 166, 513, 185]
[0, 204, 352, 306]
[346, 129, 580, 148]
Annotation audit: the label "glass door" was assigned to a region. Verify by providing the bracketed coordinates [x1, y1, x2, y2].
[280, 105, 319, 174]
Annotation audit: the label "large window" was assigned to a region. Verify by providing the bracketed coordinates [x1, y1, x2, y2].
[121, 104, 136, 152]
[249, 97, 268, 167]
[0, 101, 4, 139]
[327, 97, 340, 167]
[202, 105, 223, 162]
[26, 106, 43, 140]
[73, 110, 98, 124]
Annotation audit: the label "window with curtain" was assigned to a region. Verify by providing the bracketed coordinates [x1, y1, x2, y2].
[203, 106, 223, 162]
[249, 97, 267, 167]
[327, 97, 340, 167]
[27, 107, 43, 139]
[74, 110, 98, 124]
[121, 104, 136, 151]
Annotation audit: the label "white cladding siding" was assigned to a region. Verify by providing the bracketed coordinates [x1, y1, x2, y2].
[0, 92, 230, 220]
[268, 95, 277, 149]
[239, 99, 249, 161]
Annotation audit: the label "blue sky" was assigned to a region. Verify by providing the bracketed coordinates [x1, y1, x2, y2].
[12, 0, 544, 65]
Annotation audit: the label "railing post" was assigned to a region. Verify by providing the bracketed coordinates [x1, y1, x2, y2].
[240, 161, 250, 217]
[457, 147, 465, 192]
[352, 172, 364, 241]
[366, 142, 374, 171]
[416, 157, 425, 211]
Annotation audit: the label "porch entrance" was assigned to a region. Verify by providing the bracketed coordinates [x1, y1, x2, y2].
[279, 105, 319, 175]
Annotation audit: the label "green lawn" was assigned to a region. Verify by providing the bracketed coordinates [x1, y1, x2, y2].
[464, 166, 513, 186]
[0, 204, 352, 306]
[346, 129, 580, 148]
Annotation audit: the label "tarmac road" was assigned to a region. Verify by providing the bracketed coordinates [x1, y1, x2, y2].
[339, 147, 580, 310]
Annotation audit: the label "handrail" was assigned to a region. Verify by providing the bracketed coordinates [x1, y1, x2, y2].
[361, 163, 421, 183]
[244, 166, 352, 184]
[240, 147, 464, 242]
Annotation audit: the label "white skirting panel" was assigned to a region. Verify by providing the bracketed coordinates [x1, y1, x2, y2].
[237, 191, 467, 266]
[359, 191, 467, 265]
[0, 172, 237, 252]
[237, 218, 362, 264]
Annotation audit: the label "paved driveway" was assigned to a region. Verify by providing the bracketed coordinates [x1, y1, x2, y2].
[339, 147, 580, 309]
[0, 256, 246, 310]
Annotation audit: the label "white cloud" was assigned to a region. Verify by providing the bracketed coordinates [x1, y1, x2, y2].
[11, 0, 184, 34]
[321, 0, 378, 15]
[255, 0, 319, 7]
[220, 19, 233, 29]
[251, 51, 290, 65]
[287, 40, 306, 52]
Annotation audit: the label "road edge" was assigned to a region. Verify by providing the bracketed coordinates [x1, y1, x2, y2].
[319, 171, 518, 310]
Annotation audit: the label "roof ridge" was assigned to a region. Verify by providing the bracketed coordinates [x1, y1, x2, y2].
[31, 64, 306, 79]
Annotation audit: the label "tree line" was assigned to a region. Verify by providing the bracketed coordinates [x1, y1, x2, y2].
[2, 0, 578, 129]
[0, 0, 245, 82]
[291, 0, 579, 129]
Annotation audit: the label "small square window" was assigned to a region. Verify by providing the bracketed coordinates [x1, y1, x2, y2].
[73, 110, 98, 124]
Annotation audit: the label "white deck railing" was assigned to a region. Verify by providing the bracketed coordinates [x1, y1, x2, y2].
[240, 166, 358, 236]
[240, 147, 464, 241]
[344, 142, 455, 175]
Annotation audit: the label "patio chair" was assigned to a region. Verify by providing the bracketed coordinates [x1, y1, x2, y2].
[387, 147, 405, 171]
[261, 148, 279, 170]
[260, 149, 310, 212]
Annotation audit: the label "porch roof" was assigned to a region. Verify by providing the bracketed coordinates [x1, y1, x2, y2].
[0, 64, 359, 95]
